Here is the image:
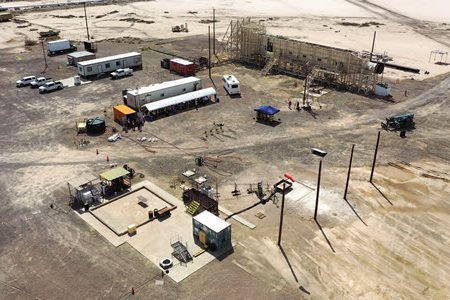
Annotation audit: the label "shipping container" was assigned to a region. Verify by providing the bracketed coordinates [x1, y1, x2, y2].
[77, 52, 142, 77]
[193, 211, 231, 252]
[169, 58, 196, 76]
[67, 51, 96, 66]
[113, 105, 136, 125]
[126, 77, 201, 110]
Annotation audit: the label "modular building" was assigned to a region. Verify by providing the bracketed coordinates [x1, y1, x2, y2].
[193, 211, 231, 252]
[67, 51, 96, 66]
[113, 104, 136, 125]
[126, 77, 201, 110]
[77, 52, 142, 77]
[170, 58, 196, 76]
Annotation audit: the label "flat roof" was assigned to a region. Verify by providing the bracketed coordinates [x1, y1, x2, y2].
[68, 51, 95, 58]
[100, 167, 130, 181]
[193, 211, 230, 233]
[68, 173, 98, 189]
[223, 75, 239, 84]
[128, 76, 200, 96]
[114, 105, 136, 115]
[142, 87, 216, 112]
[78, 52, 141, 66]
[170, 58, 194, 66]
[47, 39, 68, 44]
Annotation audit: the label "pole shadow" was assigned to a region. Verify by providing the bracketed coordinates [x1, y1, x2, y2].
[279, 245, 311, 295]
[343, 198, 368, 226]
[370, 182, 393, 206]
[315, 220, 336, 253]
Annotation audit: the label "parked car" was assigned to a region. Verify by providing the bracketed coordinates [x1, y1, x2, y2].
[16, 75, 36, 87]
[30, 77, 53, 88]
[110, 68, 133, 79]
[39, 81, 64, 93]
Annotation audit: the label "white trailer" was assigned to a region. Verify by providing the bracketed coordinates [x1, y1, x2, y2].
[222, 75, 240, 95]
[77, 52, 142, 77]
[126, 77, 202, 110]
[47, 39, 77, 56]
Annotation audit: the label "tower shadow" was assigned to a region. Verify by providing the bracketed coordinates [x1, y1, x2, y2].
[371, 182, 393, 206]
[315, 219, 335, 253]
[344, 198, 368, 226]
[279, 245, 311, 295]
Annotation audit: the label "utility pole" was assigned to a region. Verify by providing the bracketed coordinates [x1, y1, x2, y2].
[302, 73, 308, 106]
[277, 182, 286, 246]
[213, 8, 216, 55]
[314, 160, 322, 221]
[41, 40, 48, 72]
[84, 2, 90, 40]
[344, 144, 355, 199]
[208, 25, 211, 78]
[370, 131, 381, 183]
[369, 31, 376, 62]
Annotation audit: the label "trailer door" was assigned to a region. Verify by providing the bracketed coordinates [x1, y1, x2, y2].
[98, 65, 103, 74]
[123, 60, 127, 67]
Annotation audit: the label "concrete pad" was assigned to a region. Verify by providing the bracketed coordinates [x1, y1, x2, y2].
[60, 76, 91, 88]
[219, 205, 256, 229]
[91, 186, 175, 235]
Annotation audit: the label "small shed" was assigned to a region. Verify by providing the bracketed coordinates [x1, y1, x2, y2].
[113, 105, 136, 125]
[375, 83, 391, 97]
[67, 51, 96, 66]
[170, 58, 196, 76]
[254, 105, 280, 122]
[193, 211, 231, 252]
[99, 167, 131, 197]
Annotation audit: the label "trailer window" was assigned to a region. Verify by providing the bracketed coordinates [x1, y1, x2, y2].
[105, 63, 111, 69]
[87, 67, 92, 72]
[182, 88, 186, 92]
[116, 61, 121, 66]
[231, 84, 238, 89]
[160, 93, 164, 97]
[79, 67, 82, 72]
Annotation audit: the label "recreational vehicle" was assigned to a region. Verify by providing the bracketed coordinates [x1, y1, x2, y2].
[222, 75, 240, 95]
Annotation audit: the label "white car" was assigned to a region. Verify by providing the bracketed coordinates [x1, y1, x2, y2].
[39, 81, 64, 93]
[30, 77, 53, 88]
[110, 68, 133, 79]
[16, 75, 36, 87]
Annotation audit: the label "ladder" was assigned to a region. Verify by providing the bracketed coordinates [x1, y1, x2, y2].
[186, 200, 200, 215]
[260, 57, 278, 75]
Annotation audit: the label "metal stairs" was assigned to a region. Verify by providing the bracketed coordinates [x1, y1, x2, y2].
[186, 200, 200, 215]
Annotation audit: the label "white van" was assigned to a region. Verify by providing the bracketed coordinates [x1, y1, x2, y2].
[222, 75, 240, 95]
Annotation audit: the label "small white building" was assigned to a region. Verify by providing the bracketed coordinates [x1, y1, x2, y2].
[222, 75, 240, 95]
[193, 211, 231, 252]
[77, 52, 142, 77]
[126, 77, 202, 110]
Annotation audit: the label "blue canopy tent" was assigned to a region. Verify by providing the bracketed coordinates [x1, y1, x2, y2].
[254, 105, 280, 122]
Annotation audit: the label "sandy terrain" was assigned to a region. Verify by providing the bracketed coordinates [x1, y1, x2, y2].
[2, 0, 449, 80]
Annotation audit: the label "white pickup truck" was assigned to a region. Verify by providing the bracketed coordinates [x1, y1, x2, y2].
[16, 75, 36, 87]
[110, 68, 133, 79]
[39, 81, 64, 93]
[30, 77, 53, 89]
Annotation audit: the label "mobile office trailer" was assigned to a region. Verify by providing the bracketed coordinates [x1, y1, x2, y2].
[222, 75, 240, 95]
[47, 39, 77, 56]
[170, 58, 196, 76]
[193, 211, 232, 252]
[77, 52, 142, 77]
[126, 76, 201, 110]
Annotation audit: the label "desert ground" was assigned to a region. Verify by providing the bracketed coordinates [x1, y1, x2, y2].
[0, 0, 449, 299]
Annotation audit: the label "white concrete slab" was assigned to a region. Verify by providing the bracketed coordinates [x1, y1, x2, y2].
[60, 76, 91, 88]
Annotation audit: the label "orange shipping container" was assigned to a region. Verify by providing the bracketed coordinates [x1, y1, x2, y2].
[113, 105, 136, 125]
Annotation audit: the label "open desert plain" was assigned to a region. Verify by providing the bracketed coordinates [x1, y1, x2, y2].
[0, 0, 449, 299]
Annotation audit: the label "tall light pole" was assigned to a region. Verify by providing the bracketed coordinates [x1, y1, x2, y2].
[370, 131, 381, 183]
[311, 148, 327, 221]
[84, 2, 90, 41]
[344, 144, 355, 199]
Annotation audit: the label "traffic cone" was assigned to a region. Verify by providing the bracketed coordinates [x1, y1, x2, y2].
[96, 149, 99, 155]
[106, 155, 109, 162]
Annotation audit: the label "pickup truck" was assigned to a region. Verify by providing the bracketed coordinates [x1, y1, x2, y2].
[16, 75, 36, 87]
[39, 81, 64, 93]
[30, 77, 53, 88]
[110, 68, 133, 79]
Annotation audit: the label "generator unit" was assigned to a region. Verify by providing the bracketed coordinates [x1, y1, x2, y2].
[381, 113, 415, 131]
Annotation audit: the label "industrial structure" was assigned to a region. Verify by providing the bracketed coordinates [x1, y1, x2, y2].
[221, 19, 384, 94]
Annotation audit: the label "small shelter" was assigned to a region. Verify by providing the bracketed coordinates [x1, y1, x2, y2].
[254, 105, 280, 122]
[67, 51, 96, 66]
[67, 173, 100, 209]
[99, 167, 130, 197]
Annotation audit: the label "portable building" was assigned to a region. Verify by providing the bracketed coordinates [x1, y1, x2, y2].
[126, 77, 201, 110]
[67, 51, 96, 66]
[193, 211, 231, 252]
[113, 105, 136, 125]
[170, 58, 196, 76]
[77, 52, 142, 77]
